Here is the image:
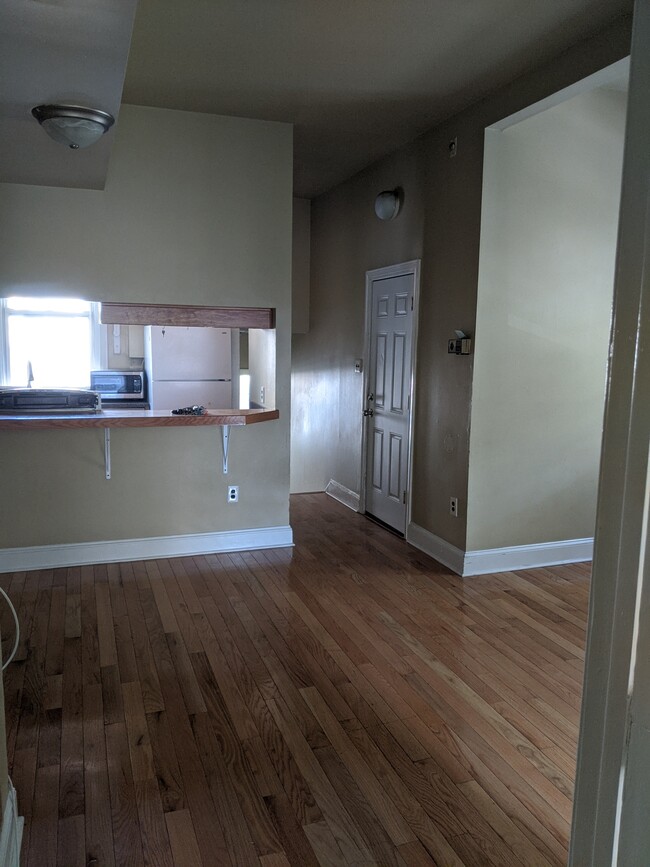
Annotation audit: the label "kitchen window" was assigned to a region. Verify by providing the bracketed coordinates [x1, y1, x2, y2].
[0, 296, 101, 388]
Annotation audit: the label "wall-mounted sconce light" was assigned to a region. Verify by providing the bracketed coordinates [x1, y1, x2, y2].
[448, 330, 472, 355]
[374, 188, 401, 221]
[31, 104, 115, 150]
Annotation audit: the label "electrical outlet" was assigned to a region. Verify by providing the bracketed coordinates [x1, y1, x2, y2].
[450, 497, 459, 517]
[227, 485, 239, 503]
[260, 386, 265, 404]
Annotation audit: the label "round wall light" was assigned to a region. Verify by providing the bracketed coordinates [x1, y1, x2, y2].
[374, 189, 401, 221]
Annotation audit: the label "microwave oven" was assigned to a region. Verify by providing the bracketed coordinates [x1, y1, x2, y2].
[91, 370, 145, 401]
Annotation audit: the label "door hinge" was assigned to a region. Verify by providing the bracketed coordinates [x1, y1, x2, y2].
[410, 296, 414, 311]
[403, 490, 407, 504]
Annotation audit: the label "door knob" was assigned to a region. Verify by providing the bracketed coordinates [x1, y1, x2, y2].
[363, 408, 374, 417]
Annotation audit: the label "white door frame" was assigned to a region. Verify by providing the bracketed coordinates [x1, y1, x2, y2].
[359, 259, 421, 530]
[570, 0, 650, 862]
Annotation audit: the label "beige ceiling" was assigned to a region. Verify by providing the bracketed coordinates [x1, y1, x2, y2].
[1, 0, 633, 196]
[122, 0, 633, 198]
[0, 0, 137, 189]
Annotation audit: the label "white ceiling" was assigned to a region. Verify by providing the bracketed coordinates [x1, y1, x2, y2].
[1, 0, 633, 196]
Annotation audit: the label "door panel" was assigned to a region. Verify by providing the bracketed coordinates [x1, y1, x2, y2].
[388, 433, 403, 500]
[391, 333, 406, 412]
[372, 428, 384, 490]
[365, 271, 414, 532]
[374, 333, 387, 408]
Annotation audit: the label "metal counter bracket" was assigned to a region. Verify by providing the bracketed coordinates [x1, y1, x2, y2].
[104, 428, 111, 480]
[222, 425, 230, 474]
[103, 424, 231, 479]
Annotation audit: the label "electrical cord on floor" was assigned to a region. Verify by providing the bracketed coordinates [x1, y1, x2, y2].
[0, 586, 19, 671]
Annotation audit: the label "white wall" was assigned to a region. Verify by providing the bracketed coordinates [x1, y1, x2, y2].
[248, 328, 276, 410]
[0, 105, 293, 548]
[466, 86, 626, 551]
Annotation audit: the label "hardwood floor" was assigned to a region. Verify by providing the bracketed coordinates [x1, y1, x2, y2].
[0, 493, 590, 866]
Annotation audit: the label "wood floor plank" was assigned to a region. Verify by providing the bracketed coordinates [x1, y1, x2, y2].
[458, 779, 554, 867]
[83, 682, 115, 867]
[302, 820, 348, 867]
[314, 743, 405, 867]
[346, 725, 466, 867]
[28, 764, 59, 867]
[96, 583, 118, 668]
[189, 708, 261, 865]
[122, 681, 156, 783]
[137, 584, 233, 866]
[45, 585, 66, 677]
[146, 709, 185, 813]
[56, 814, 85, 867]
[59, 638, 84, 820]
[267, 694, 372, 864]
[263, 792, 322, 867]
[5, 493, 594, 867]
[121, 561, 165, 714]
[190, 650, 282, 857]
[165, 809, 204, 867]
[301, 685, 416, 847]
[64, 568, 82, 640]
[133, 778, 174, 867]
[105, 721, 145, 867]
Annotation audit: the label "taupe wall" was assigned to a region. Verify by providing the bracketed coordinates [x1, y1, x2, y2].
[413, 17, 630, 551]
[0, 106, 293, 547]
[292, 198, 311, 334]
[467, 87, 626, 551]
[293, 15, 631, 550]
[291, 141, 425, 494]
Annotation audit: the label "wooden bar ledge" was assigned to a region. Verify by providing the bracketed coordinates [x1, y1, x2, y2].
[0, 408, 279, 431]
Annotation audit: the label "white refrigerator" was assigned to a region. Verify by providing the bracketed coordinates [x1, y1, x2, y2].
[144, 326, 234, 410]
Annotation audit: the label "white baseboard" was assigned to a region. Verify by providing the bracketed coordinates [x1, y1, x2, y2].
[326, 479, 360, 512]
[463, 537, 593, 576]
[407, 523, 593, 578]
[0, 783, 23, 867]
[407, 522, 465, 575]
[0, 525, 294, 574]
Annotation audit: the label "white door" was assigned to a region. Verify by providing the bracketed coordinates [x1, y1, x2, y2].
[364, 267, 417, 533]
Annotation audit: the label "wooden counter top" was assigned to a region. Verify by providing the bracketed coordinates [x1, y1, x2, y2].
[0, 408, 279, 431]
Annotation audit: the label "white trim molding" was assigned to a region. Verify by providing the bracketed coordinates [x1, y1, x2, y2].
[0, 782, 23, 867]
[325, 479, 360, 512]
[407, 523, 465, 575]
[407, 523, 593, 577]
[0, 526, 294, 574]
[463, 537, 593, 576]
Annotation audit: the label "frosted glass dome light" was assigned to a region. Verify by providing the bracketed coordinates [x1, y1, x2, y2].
[31, 105, 115, 150]
[374, 189, 401, 221]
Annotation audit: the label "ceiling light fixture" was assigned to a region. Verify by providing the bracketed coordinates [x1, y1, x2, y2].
[31, 104, 115, 150]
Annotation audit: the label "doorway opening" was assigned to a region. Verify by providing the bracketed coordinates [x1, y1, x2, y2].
[465, 57, 629, 573]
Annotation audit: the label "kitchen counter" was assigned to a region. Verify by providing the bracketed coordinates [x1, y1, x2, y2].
[0, 407, 278, 430]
